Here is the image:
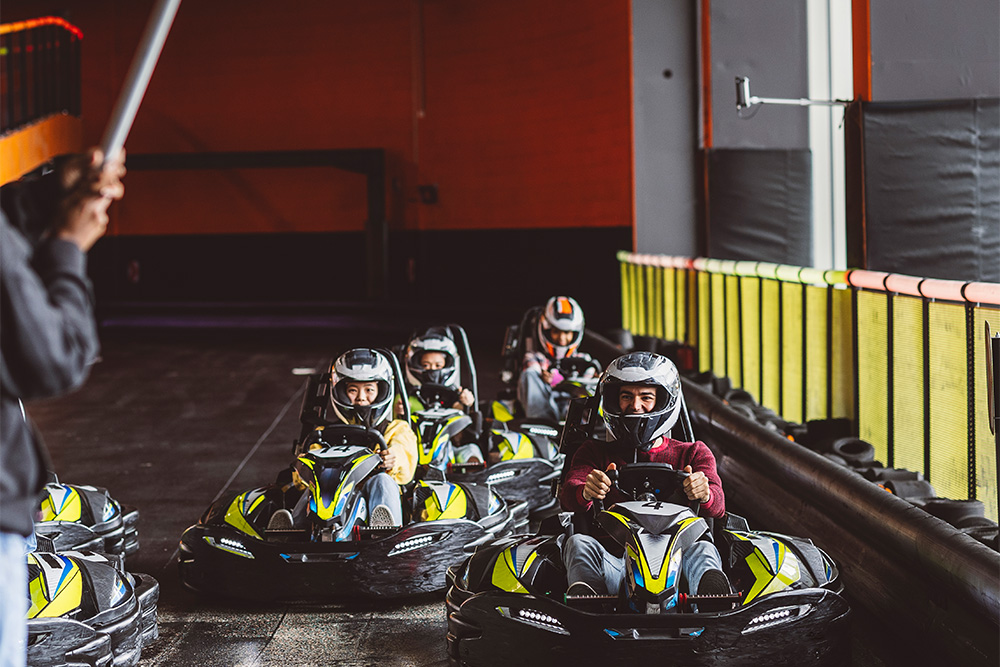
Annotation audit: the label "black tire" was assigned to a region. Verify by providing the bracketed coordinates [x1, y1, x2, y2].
[885, 479, 936, 500]
[724, 388, 757, 405]
[822, 453, 848, 467]
[829, 437, 876, 467]
[921, 498, 985, 525]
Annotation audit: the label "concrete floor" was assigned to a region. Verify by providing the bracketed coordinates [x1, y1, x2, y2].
[28, 320, 497, 666]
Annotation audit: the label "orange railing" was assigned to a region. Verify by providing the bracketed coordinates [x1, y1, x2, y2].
[0, 17, 82, 135]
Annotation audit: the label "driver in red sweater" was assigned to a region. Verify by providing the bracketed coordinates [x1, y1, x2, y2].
[559, 351, 731, 602]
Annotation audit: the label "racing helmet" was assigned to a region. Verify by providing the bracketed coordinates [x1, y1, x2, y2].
[404, 328, 461, 388]
[536, 296, 585, 361]
[329, 348, 396, 428]
[599, 351, 682, 453]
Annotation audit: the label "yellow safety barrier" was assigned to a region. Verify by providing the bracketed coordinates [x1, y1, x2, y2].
[618, 252, 1000, 521]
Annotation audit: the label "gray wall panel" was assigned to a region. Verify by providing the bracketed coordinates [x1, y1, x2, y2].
[711, 0, 809, 149]
[632, 0, 698, 256]
[870, 0, 1000, 101]
[864, 100, 1000, 282]
[707, 149, 812, 265]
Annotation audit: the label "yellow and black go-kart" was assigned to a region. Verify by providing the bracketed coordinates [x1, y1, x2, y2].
[178, 424, 529, 601]
[34, 477, 141, 556]
[443, 397, 850, 667]
[446, 419, 564, 522]
[26, 537, 159, 667]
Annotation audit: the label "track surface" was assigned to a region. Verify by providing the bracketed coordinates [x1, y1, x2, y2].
[27, 319, 898, 666]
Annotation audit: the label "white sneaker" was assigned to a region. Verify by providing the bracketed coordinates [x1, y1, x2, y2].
[565, 581, 599, 597]
[267, 509, 294, 530]
[369, 504, 395, 528]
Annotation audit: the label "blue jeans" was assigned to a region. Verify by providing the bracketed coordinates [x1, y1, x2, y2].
[360, 472, 403, 526]
[0, 532, 28, 667]
[563, 533, 723, 596]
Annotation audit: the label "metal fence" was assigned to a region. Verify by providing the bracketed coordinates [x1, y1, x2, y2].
[619, 251, 1000, 520]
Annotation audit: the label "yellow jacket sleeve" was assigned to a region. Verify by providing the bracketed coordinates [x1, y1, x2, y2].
[382, 419, 418, 485]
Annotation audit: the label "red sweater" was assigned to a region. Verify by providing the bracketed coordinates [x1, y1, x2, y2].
[560, 437, 726, 518]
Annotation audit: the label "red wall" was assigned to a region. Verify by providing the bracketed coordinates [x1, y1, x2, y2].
[2, 0, 633, 235]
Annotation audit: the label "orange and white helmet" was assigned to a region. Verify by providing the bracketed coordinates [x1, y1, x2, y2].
[536, 296, 585, 361]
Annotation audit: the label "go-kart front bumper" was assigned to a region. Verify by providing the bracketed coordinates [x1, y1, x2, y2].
[444, 568, 850, 667]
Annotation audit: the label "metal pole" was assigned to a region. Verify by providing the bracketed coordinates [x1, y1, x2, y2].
[99, 0, 182, 160]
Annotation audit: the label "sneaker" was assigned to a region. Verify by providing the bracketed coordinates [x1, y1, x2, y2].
[267, 509, 294, 531]
[695, 569, 733, 613]
[369, 504, 396, 528]
[565, 581, 599, 597]
[697, 569, 731, 595]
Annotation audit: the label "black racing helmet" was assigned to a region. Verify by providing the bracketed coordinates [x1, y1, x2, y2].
[599, 351, 682, 453]
[404, 328, 461, 389]
[330, 348, 396, 428]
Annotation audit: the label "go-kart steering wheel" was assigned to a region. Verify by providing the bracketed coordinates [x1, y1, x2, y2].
[316, 423, 388, 452]
[593, 462, 700, 517]
[415, 383, 461, 410]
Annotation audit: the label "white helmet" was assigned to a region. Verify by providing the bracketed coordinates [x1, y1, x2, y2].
[404, 328, 460, 389]
[599, 352, 682, 452]
[329, 348, 396, 428]
[536, 296, 585, 361]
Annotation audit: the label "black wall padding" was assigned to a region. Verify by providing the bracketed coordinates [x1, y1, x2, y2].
[707, 149, 812, 266]
[863, 99, 1000, 283]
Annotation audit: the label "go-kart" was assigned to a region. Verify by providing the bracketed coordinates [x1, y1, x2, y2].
[178, 423, 528, 601]
[491, 307, 601, 423]
[408, 380, 564, 520]
[34, 477, 140, 556]
[26, 536, 159, 667]
[443, 397, 850, 666]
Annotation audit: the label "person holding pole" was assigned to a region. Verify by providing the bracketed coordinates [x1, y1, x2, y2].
[0, 147, 125, 667]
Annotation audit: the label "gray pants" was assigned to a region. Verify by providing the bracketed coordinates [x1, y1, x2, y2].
[563, 533, 723, 596]
[518, 368, 570, 422]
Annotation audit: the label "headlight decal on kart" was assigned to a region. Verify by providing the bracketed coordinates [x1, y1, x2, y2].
[204, 535, 255, 559]
[522, 424, 559, 439]
[387, 532, 448, 557]
[486, 469, 518, 484]
[742, 604, 814, 634]
[496, 607, 569, 635]
[39, 484, 82, 522]
[26, 553, 83, 618]
[223, 492, 262, 540]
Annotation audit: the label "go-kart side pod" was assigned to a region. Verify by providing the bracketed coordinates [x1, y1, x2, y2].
[35, 482, 140, 556]
[26, 551, 159, 667]
[448, 428, 564, 518]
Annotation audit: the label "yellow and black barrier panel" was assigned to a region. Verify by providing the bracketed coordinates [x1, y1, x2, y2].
[618, 251, 999, 520]
[848, 271, 1000, 520]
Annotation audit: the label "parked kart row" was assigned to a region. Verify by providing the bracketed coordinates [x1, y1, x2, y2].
[27, 481, 159, 667]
